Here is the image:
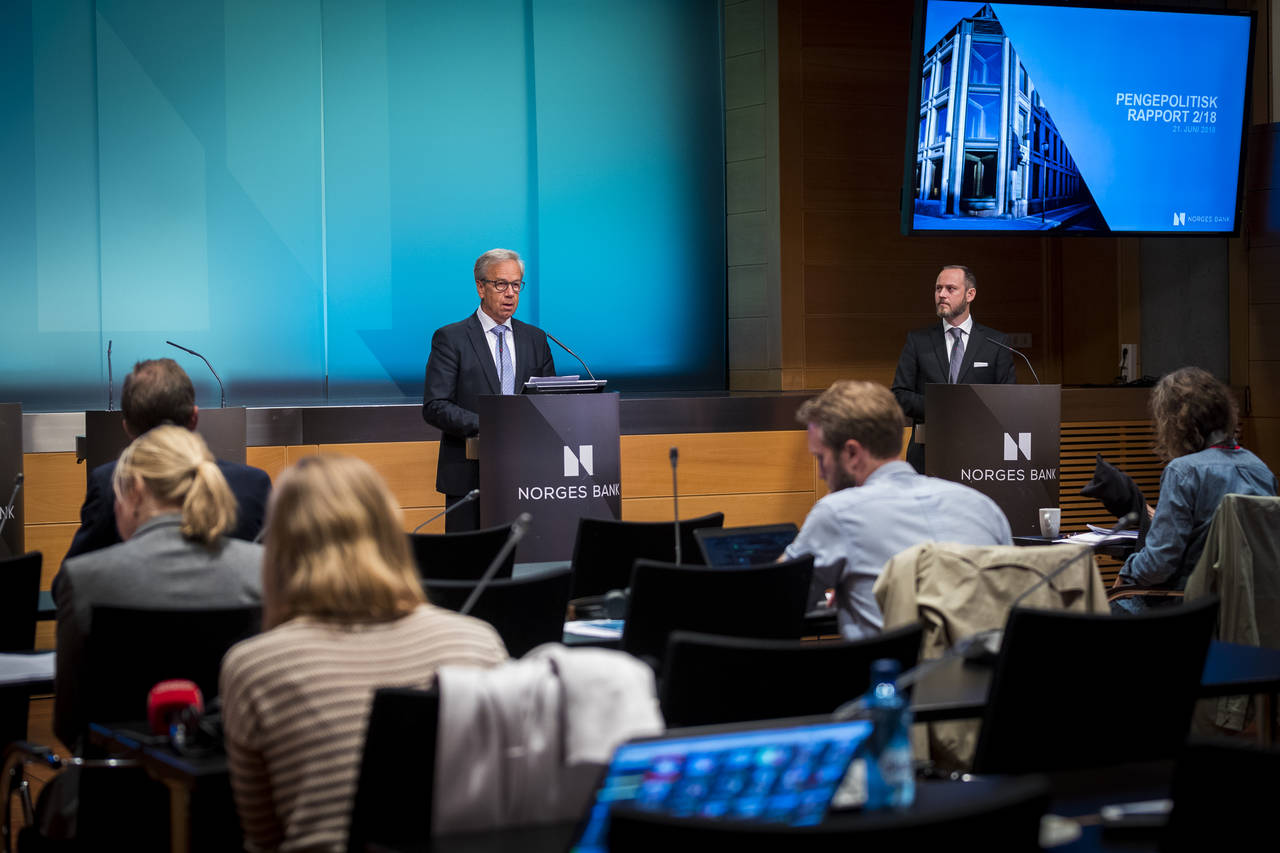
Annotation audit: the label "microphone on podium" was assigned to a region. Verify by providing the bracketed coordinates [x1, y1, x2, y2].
[985, 336, 1040, 384]
[670, 447, 681, 564]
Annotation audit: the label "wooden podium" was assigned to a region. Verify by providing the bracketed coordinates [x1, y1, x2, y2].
[475, 392, 621, 561]
[925, 384, 1061, 537]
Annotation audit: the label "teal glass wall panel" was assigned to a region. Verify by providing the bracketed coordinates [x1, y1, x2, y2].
[0, 0, 724, 412]
[532, 0, 726, 389]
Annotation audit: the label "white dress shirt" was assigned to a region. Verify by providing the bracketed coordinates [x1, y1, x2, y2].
[476, 307, 517, 378]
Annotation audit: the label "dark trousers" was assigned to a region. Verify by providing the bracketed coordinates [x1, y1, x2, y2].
[444, 492, 481, 533]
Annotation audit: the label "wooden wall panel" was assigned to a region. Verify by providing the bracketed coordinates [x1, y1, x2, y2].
[317, 442, 442, 510]
[24, 524, 76, 587]
[621, 432, 812, 498]
[245, 446, 288, 483]
[23, 452, 84, 525]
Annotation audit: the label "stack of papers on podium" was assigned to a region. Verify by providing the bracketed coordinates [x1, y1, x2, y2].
[0, 652, 55, 685]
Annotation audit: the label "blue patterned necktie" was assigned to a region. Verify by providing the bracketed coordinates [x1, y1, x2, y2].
[493, 325, 515, 395]
[948, 326, 965, 384]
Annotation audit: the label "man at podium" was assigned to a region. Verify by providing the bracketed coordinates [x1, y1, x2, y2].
[422, 249, 556, 532]
[891, 265, 1016, 473]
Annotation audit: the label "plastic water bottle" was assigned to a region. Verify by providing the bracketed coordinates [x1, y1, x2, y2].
[863, 658, 915, 810]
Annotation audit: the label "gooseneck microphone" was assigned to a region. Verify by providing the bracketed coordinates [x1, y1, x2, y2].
[670, 447, 681, 564]
[166, 340, 226, 407]
[107, 340, 114, 411]
[544, 331, 596, 381]
[985, 336, 1040, 385]
[412, 489, 481, 533]
[0, 473, 23, 539]
[460, 512, 532, 615]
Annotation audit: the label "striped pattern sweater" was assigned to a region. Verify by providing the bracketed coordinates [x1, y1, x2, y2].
[220, 605, 507, 852]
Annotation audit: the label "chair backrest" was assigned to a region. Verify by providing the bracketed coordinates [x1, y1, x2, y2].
[972, 594, 1219, 775]
[422, 566, 571, 657]
[408, 523, 515, 581]
[1161, 738, 1280, 852]
[0, 551, 41, 652]
[604, 775, 1049, 852]
[84, 605, 261, 728]
[621, 555, 814, 670]
[659, 622, 923, 728]
[1185, 493, 1280, 648]
[569, 512, 725, 599]
[348, 686, 439, 853]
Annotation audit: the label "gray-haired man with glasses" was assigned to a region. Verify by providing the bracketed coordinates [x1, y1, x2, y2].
[422, 248, 556, 531]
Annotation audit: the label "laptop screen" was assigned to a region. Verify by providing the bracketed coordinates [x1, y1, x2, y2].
[694, 523, 798, 567]
[571, 717, 872, 852]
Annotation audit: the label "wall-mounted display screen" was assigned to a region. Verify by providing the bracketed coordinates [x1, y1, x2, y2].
[902, 1, 1254, 235]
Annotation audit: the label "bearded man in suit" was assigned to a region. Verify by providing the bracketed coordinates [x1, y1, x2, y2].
[890, 265, 1016, 473]
[422, 249, 556, 531]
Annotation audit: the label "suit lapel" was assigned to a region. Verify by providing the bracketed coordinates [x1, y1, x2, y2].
[511, 319, 534, 386]
[465, 315, 501, 395]
[957, 323, 985, 382]
[929, 326, 949, 382]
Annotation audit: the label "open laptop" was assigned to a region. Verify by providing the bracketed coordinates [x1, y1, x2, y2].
[570, 716, 873, 852]
[694, 523, 799, 567]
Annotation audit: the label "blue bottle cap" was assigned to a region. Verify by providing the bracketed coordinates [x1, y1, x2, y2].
[871, 658, 900, 683]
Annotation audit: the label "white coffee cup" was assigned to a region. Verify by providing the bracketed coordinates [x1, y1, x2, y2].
[1038, 507, 1061, 539]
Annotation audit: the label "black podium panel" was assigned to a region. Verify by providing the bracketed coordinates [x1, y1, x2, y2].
[83, 408, 248, 479]
[925, 384, 1061, 538]
[0, 403, 23, 557]
[477, 393, 622, 562]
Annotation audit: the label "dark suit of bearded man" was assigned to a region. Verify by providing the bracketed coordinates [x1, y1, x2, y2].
[422, 250, 555, 531]
[890, 265, 1016, 474]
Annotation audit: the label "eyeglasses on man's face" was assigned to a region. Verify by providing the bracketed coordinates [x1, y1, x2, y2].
[480, 278, 526, 293]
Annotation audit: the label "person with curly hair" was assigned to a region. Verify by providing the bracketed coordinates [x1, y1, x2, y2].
[1112, 367, 1277, 613]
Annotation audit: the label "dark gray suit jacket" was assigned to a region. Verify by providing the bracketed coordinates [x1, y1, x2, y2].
[421, 312, 556, 495]
[890, 320, 1017, 472]
[54, 515, 263, 749]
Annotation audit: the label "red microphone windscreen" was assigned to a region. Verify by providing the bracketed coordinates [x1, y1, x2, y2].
[147, 679, 204, 735]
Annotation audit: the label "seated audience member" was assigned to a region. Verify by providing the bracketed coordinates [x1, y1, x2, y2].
[62, 357, 271, 567]
[1112, 367, 1278, 614]
[785, 380, 1012, 640]
[220, 455, 508, 853]
[55, 425, 264, 751]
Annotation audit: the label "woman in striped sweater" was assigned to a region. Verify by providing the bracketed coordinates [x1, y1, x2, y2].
[220, 455, 507, 852]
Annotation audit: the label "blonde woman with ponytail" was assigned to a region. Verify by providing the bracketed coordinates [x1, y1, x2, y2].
[55, 425, 263, 751]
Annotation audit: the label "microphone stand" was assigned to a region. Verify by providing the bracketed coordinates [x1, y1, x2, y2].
[166, 341, 226, 407]
[459, 513, 532, 615]
[670, 447, 681, 564]
[985, 336, 1040, 384]
[544, 331, 596, 381]
[412, 489, 480, 533]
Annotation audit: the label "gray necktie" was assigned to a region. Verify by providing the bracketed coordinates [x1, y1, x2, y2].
[948, 327, 965, 384]
[493, 325, 515, 395]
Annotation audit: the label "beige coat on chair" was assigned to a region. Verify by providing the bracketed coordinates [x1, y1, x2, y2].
[874, 542, 1108, 768]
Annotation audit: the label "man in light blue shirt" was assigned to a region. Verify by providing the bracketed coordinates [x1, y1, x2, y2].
[785, 380, 1012, 640]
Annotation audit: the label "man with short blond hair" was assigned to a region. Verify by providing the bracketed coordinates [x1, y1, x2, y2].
[786, 380, 1011, 640]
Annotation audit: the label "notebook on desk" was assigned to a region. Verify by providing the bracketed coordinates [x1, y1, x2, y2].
[570, 716, 873, 852]
[694, 523, 798, 567]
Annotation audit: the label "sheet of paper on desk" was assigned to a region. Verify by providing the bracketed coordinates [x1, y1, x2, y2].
[564, 620, 624, 639]
[1054, 530, 1137, 546]
[0, 652, 55, 684]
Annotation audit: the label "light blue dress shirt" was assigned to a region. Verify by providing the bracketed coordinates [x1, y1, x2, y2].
[785, 460, 1012, 640]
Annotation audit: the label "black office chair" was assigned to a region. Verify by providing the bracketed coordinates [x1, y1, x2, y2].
[408, 523, 514, 581]
[660, 622, 923, 728]
[1161, 738, 1280, 852]
[605, 774, 1050, 852]
[0, 551, 41, 653]
[423, 566, 571, 657]
[0, 551, 42, 749]
[568, 513, 724, 600]
[82, 605, 263, 732]
[971, 595, 1219, 775]
[348, 686, 439, 853]
[621, 555, 814, 671]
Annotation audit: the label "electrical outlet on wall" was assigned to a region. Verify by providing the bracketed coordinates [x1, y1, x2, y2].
[1120, 344, 1137, 383]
